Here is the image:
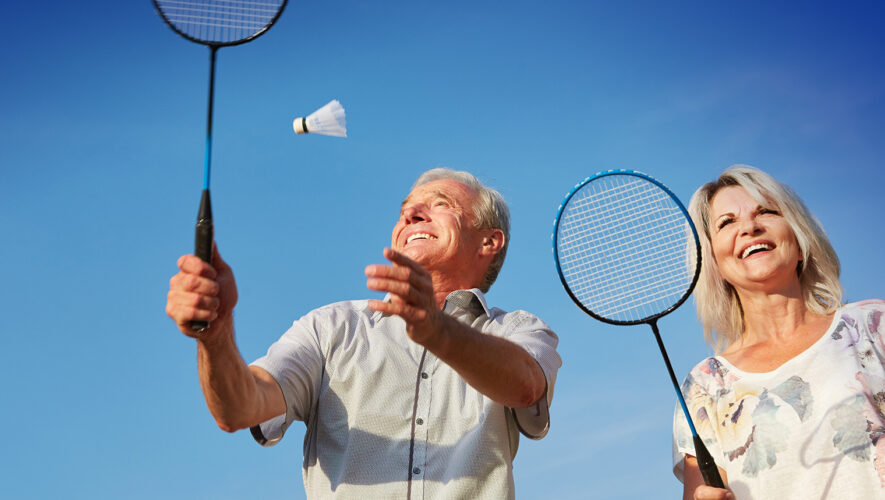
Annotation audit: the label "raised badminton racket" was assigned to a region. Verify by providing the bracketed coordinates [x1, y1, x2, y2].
[553, 170, 725, 488]
[153, 0, 288, 331]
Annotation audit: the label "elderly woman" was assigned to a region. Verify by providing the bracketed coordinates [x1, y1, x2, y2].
[672, 165, 885, 500]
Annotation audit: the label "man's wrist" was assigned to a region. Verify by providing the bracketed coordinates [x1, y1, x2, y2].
[195, 316, 235, 352]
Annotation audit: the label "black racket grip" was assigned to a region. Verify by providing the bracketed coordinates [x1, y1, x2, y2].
[693, 434, 725, 488]
[191, 189, 213, 333]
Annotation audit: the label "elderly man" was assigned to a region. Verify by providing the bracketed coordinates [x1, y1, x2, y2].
[166, 168, 561, 499]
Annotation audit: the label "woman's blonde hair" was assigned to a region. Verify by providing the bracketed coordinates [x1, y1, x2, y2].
[688, 165, 842, 352]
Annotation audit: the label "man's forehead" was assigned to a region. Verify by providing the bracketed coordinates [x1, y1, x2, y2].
[402, 179, 474, 206]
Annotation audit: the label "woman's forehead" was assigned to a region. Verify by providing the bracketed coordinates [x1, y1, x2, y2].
[710, 185, 774, 214]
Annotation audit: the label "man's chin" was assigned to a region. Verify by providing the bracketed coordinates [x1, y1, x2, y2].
[400, 248, 430, 265]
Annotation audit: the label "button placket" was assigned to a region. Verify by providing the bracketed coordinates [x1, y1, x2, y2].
[412, 364, 432, 499]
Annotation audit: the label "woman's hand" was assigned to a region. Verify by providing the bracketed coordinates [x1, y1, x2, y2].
[684, 456, 732, 500]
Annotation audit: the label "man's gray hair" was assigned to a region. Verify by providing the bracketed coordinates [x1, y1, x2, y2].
[413, 168, 510, 292]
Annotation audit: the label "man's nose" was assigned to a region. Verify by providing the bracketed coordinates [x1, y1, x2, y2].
[402, 204, 428, 223]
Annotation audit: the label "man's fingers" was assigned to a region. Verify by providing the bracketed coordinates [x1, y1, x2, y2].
[365, 263, 414, 281]
[365, 263, 432, 290]
[166, 291, 219, 325]
[366, 277, 417, 299]
[368, 299, 427, 322]
[168, 289, 220, 310]
[177, 254, 218, 279]
[170, 271, 220, 296]
[382, 247, 426, 272]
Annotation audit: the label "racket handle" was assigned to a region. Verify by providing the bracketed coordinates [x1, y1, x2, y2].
[693, 435, 725, 488]
[191, 189, 213, 333]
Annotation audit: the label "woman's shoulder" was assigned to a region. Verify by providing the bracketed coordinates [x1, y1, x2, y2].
[838, 299, 885, 321]
[682, 356, 734, 394]
[844, 299, 885, 310]
[834, 299, 884, 334]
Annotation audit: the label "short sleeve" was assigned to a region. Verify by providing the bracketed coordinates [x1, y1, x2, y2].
[672, 363, 724, 482]
[249, 314, 325, 446]
[502, 311, 562, 439]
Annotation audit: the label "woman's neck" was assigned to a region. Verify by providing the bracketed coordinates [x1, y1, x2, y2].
[722, 285, 833, 371]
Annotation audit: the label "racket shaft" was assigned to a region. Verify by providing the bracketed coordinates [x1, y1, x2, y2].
[191, 189, 213, 332]
[693, 435, 725, 488]
[190, 47, 217, 333]
[651, 322, 725, 488]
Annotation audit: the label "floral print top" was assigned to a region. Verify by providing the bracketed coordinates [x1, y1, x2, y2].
[673, 300, 885, 499]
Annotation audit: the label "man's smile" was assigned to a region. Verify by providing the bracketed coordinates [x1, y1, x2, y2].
[406, 232, 438, 245]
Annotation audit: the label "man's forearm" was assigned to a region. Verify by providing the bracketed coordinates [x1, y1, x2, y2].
[424, 315, 546, 408]
[196, 319, 272, 432]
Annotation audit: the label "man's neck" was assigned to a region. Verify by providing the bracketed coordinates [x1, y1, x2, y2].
[430, 271, 478, 309]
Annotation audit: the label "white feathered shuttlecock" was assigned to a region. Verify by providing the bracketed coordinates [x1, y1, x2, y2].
[293, 100, 346, 137]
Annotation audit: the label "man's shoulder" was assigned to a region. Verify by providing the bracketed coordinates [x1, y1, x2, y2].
[300, 299, 376, 323]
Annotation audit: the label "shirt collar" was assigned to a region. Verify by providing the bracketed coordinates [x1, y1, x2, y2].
[443, 288, 490, 319]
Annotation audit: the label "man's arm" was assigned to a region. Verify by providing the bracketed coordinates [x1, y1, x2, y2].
[365, 248, 546, 408]
[166, 247, 286, 431]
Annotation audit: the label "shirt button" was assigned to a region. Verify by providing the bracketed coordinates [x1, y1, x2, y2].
[416, 418, 424, 425]
[421, 372, 428, 379]
[413, 467, 421, 475]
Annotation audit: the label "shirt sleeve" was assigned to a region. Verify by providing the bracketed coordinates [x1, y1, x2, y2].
[249, 312, 326, 447]
[501, 310, 562, 439]
[672, 363, 724, 482]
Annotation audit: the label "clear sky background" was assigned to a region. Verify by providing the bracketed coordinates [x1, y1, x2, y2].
[2, 1, 883, 498]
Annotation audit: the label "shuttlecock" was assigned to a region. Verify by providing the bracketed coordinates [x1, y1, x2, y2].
[293, 100, 346, 137]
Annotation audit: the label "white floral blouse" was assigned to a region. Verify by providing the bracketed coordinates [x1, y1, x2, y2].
[673, 300, 885, 499]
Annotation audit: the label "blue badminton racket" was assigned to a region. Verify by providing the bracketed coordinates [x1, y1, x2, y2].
[153, 0, 288, 332]
[553, 170, 724, 488]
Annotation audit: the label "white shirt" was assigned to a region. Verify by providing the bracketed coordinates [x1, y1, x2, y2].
[251, 289, 561, 499]
[673, 300, 885, 499]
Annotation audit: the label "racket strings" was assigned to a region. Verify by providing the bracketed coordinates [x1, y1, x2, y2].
[556, 175, 697, 323]
[156, 0, 285, 43]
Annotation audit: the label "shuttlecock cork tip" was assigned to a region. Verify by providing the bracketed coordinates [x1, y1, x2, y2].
[293, 117, 308, 134]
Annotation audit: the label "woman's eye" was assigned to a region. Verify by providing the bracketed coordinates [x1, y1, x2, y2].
[717, 218, 733, 230]
[759, 208, 780, 216]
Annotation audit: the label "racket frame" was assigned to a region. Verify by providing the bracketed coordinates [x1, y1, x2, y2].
[553, 169, 702, 327]
[552, 169, 724, 488]
[151, 0, 289, 48]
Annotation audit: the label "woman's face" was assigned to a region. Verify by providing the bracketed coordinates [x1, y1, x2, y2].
[708, 185, 802, 294]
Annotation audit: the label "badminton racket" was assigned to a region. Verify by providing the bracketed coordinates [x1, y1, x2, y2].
[553, 170, 725, 488]
[153, 0, 288, 332]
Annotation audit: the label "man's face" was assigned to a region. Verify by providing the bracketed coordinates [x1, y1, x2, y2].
[391, 179, 486, 276]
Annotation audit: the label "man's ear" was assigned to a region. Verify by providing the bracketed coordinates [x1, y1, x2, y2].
[479, 229, 505, 257]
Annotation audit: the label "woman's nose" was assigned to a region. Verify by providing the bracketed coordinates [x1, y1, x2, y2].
[738, 216, 762, 236]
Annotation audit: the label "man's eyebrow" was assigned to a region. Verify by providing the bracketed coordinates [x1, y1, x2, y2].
[400, 190, 455, 210]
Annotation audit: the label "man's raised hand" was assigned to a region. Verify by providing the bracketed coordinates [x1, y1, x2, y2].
[365, 247, 445, 345]
[167, 245, 238, 341]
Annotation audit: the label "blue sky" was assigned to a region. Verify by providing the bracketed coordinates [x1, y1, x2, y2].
[1, 1, 883, 498]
